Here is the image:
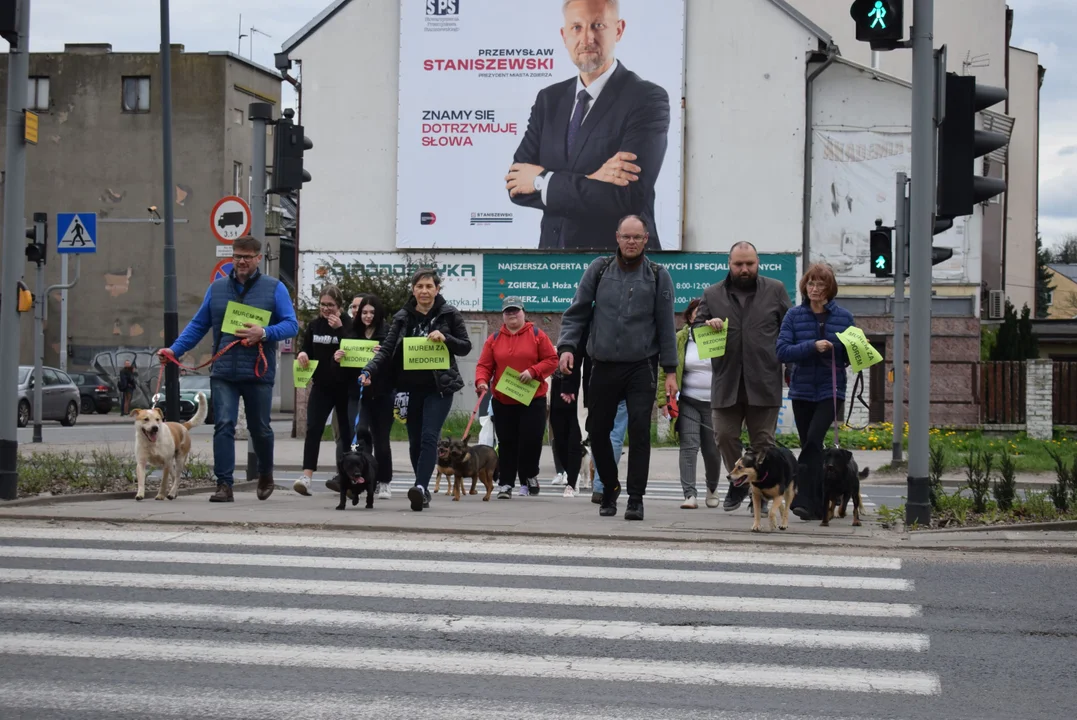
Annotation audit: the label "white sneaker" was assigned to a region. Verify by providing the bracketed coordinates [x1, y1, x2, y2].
[705, 486, 720, 508]
[377, 483, 392, 500]
[292, 476, 312, 496]
[681, 495, 698, 509]
[496, 485, 512, 500]
[562, 485, 577, 498]
[551, 472, 567, 486]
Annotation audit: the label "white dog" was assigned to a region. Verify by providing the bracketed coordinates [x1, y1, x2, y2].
[131, 392, 207, 501]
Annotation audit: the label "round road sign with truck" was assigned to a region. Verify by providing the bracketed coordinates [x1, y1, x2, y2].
[210, 195, 252, 244]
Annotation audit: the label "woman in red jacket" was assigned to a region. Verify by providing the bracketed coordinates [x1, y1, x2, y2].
[475, 296, 559, 499]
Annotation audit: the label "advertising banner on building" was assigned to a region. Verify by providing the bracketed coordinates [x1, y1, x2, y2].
[397, 0, 686, 251]
[482, 253, 798, 312]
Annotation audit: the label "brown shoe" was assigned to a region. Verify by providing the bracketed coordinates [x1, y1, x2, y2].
[256, 473, 275, 501]
[209, 484, 234, 502]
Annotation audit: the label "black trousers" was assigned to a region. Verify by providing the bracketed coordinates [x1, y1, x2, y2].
[491, 396, 548, 488]
[549, 404, 583, 489]
[791, 398, 843, 519]
[303, 382, 351, 472]
[588, 358, 657, 499]
[350, 390, 395, 486]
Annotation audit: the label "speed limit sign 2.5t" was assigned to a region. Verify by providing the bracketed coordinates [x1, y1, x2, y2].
[210, 196, 252, 244]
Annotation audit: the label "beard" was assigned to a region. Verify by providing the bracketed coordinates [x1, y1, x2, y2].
[573, 46, 607, 73]
[730, 272, 758, 291]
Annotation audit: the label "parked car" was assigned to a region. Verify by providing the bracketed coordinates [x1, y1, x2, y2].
[17, 365, 80, 428]
[151, 373, 214, 424]
[70, 372, 120, 414]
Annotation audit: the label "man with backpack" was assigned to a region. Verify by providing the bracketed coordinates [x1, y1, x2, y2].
[557, 214, 678, 521]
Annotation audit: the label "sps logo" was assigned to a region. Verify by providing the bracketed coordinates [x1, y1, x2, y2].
[420, 212, 437, 225]
[426, 0, 459, 15]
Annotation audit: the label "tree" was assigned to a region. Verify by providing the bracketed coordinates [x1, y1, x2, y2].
[1050, 234, 1077, 264]
[1017, 303, 1039, 359]
[1035, 235, 1055, 318]
[990, 300, 1039, 360]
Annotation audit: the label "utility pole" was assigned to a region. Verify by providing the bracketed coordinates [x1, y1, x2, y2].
[59, 256, 68, 371]
[0, 0, 31, 500]
[30, 213, 46, 443]
[247, 101, 273, 481]
[892, 173, 908, 466]
[159, 0, 181, 423]
[906, 0, 935, 527]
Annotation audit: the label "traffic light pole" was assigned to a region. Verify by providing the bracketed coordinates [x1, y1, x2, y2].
[0, 0, 31, 500]
[892, 172, 907, 466]
[246, 102, 273, 481]
[906, 0, 934, 527]
[159, 0, 181, 423]
[31, 216, 46, 443]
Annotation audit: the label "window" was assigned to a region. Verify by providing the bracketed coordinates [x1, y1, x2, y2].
[121, 76, 150, 112]
[27, 77, 49, 111]
[233, 162, 243, 195]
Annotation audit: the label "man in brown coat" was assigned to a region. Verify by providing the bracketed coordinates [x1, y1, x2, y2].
[694, 241, 792, 511]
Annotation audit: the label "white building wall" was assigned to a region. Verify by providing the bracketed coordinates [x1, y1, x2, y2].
[1005, 47, 1040, 314]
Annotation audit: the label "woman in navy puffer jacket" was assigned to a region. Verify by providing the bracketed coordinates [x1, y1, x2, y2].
[776, 263, 854, 521]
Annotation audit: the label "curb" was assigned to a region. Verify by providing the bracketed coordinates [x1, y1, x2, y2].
[1, 481, 260, 508]
[912, 520, 1077, 534]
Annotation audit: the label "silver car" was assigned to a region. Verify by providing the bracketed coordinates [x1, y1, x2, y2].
[17, 365, 80, 428]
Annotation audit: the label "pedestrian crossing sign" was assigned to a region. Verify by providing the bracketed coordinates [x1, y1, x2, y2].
[56, 212, 97, 254]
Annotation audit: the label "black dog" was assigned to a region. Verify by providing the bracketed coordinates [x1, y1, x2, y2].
[820, 447, 869, 527]
[727, 444, 798, 532]
[336, 427, 378, 511]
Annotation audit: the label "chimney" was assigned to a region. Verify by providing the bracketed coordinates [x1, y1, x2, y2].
[170, 44, 184, 52]
[64, 43, 113, 55]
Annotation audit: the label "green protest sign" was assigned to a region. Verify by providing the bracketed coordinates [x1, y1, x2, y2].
[837, 327, 883, 373]
[222, 301, 272, 336]
[293, 359, 317, 388]
[495, 366, 540, 406]
[339, 339, 378, 368]
[403, 338, 450, 370]
[693, 321, 728, 360]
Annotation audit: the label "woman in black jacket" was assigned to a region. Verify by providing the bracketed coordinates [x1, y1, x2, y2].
[549, 320, 592, 498]
[361, 268, 472, 512]
[293, 285, 352, 496]
[333, 294, 394, 499]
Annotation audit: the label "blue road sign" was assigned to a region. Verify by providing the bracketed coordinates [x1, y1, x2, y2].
[211, 260, 233, 282]
[56, 213, 97, 254]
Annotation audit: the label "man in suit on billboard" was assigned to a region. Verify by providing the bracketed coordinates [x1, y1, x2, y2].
[505, 0, 671, 251]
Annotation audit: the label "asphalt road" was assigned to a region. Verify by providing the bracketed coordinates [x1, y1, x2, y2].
[0, 523, 1073, 719]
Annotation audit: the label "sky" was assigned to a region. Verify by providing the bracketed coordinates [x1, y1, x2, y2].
[16, 0, 1077, 251]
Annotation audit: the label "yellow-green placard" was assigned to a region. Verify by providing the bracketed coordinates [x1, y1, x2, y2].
[293, 359, 317, 388]
[495, 366, 540, 406]
[403, 338, 450, 370]
[222, 301, 272, 336]
[836, 326, 883, 373]
[693, 320, 729, 360]
[339, 339, 378, 368]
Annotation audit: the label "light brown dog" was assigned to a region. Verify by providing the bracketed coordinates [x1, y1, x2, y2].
[131, 392, 207, 501]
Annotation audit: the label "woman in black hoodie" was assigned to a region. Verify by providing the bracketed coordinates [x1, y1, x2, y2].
[293, 285, 352, 496]
[362, 268, 471, 512]
[549, 320, 591, 497]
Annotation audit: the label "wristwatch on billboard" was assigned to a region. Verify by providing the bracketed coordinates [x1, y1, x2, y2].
[533, 170, 550, 193]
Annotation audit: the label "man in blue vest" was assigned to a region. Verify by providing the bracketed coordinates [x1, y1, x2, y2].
[158, 235, 299, 503]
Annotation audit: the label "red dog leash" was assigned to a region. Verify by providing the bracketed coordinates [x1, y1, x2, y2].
[461, 390, 487, 442]
[154, 339, 268, 396]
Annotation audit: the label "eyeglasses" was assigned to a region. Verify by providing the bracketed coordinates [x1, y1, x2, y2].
[805, 281, 828, 289]
[503, 308, 521, 314]
[233, 253, 259, 262]
[618, 234, 647, 242]
[320, 302, 338, 309]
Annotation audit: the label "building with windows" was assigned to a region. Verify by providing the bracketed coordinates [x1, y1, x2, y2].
[0, 43, 283, 374]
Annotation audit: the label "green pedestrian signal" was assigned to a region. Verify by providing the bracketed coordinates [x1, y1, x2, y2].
[869, 222, 894, 278]
[850, 0, 904, 48]
[869, 1, 887, 29]
[875, 255, 887, 270]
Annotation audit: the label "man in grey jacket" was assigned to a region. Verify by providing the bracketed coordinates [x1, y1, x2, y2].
[694, 241, 792, 512]
[558, 215, 679, 521]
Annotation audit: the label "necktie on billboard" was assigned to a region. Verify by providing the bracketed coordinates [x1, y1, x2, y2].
[566, 89, 591, 156]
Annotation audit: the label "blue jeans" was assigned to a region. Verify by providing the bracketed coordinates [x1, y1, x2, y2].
[211, 378, 274, 486]
[406, 390, 454, 491]
[592, 399, 628, 494]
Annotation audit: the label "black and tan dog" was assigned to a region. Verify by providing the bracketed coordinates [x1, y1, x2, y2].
[820, 447, 869, 527]
[336, 427, 378, 511]
[728, 445, 798, 532]
[448, 436, 499, 502]
[433, 437, 456, 494]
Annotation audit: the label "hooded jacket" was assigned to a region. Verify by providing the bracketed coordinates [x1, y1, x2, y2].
[475, 321, 558, 405]
[300, 313, 351, 388]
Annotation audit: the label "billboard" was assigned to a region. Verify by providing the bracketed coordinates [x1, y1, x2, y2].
[397, 0, 686, 251]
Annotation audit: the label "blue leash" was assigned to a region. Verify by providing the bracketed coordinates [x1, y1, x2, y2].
[350, 381, 364, 451]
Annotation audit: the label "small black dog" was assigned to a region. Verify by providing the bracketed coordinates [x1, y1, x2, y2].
[336, 427, 378, 511]
[820, 447, 869, 527]
[727, 444, 798, 532]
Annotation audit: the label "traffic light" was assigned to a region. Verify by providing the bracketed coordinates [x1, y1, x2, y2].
[24, 212, 46, 265]
[270, 108, 312, 193]
[850, 0, 904, 49]
[936, 72, 1008, 221]
[869, 221, 894, 278]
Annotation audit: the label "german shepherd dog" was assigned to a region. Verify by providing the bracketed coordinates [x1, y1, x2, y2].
[433, 437, 456, 494]
[728, 445, 798, 533]
[820, 447, 869, 527]
[336, 427, 377, 511]
[448, 436, 499, 502]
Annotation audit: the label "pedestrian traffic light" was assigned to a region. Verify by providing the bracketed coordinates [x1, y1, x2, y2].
[270, 108, 313, 193]
[850, 0, 904, 49]
[869, 221, 893, 278]
[24, 212, 46, 265]
[936, 72, 1008, 221]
